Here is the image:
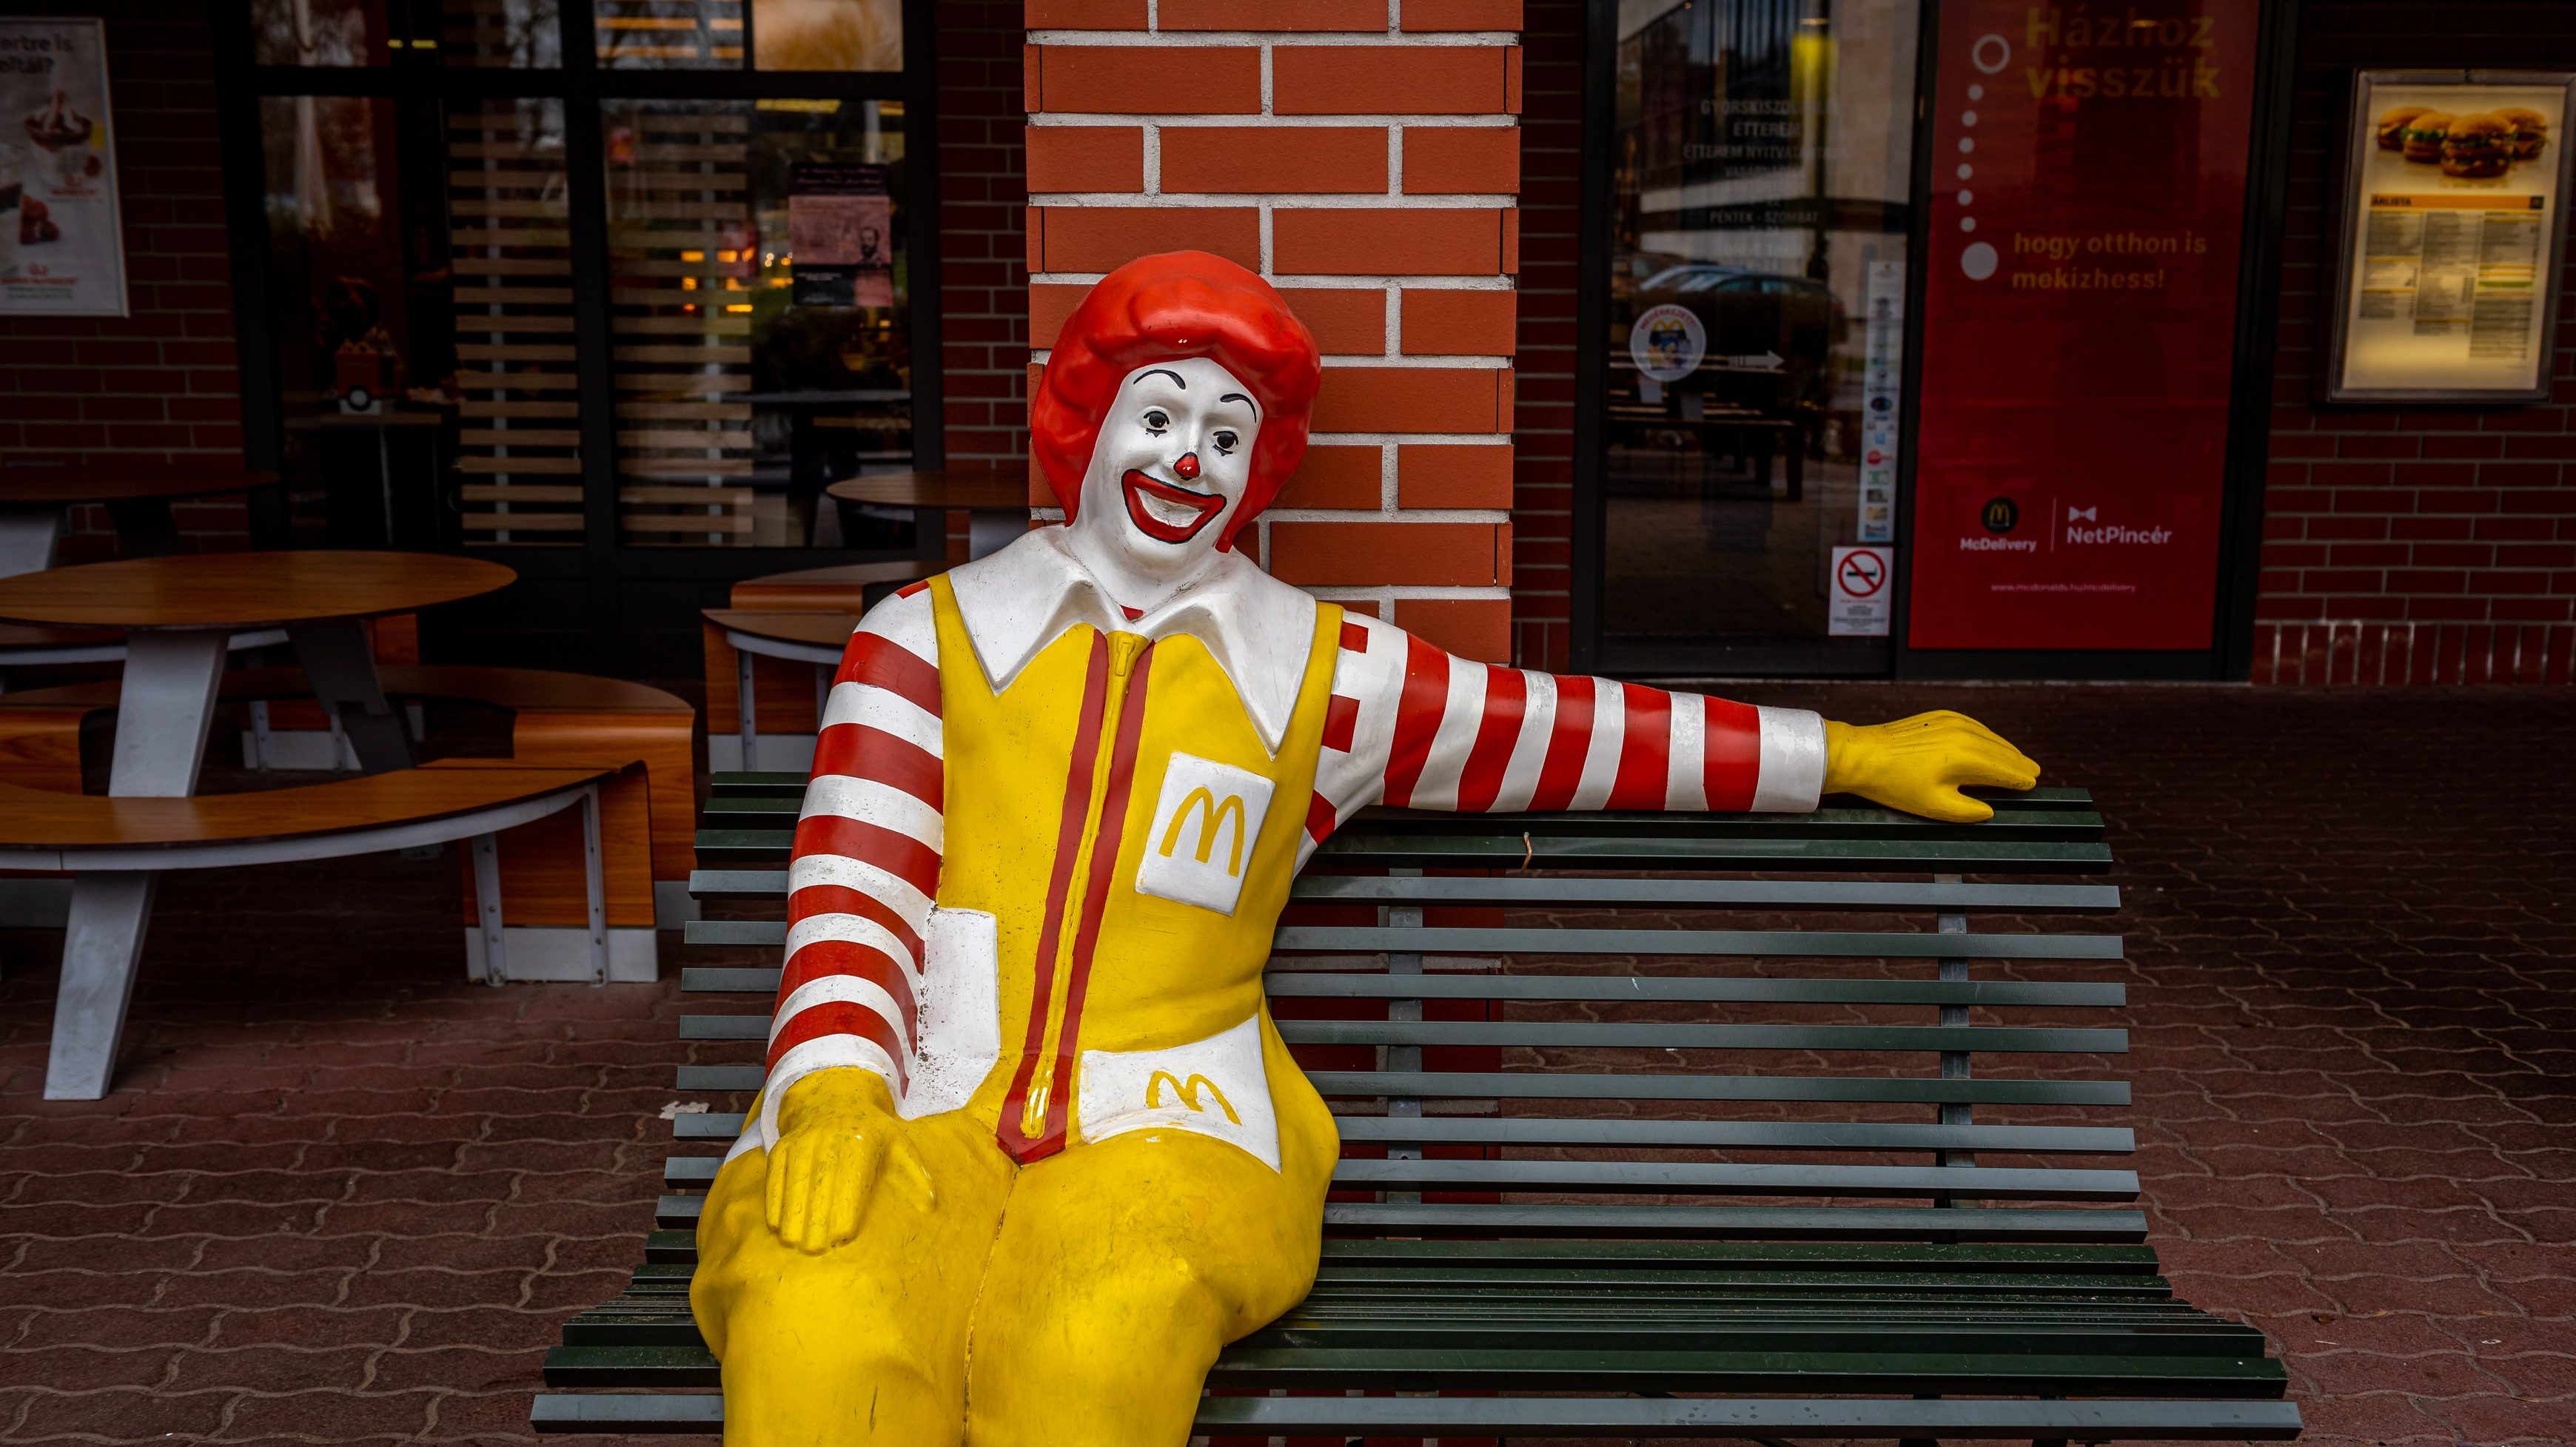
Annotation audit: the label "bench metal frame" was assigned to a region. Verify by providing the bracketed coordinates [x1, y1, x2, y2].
[534, 778, 2302, 1443]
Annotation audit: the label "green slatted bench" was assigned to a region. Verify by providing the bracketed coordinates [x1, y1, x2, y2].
[533, 773, 2302, 1443]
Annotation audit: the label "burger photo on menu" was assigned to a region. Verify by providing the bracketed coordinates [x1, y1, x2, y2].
[2377, 105, 2430, 150]
[2401, 113, 2452, 163]
[2441, 113, 2515, 179]
[2495, 106, 2551, 161]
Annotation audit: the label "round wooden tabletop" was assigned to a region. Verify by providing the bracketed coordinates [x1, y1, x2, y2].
[0, 551, 517, 631]
[0, 460, 278, 508]
[703, 608, 863, 650]
[824, 471, 1031, 511]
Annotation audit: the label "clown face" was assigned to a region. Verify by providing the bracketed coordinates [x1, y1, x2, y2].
[1070, 358, 1264, 591]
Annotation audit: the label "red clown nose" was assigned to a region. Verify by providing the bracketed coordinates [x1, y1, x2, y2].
[1173, 452, 1201, 480]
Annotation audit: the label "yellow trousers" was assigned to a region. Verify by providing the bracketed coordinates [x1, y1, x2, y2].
[691, 1107, 1328, 1446]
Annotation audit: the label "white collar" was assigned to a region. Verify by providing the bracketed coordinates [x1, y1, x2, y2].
[944, 527, 1320, 753]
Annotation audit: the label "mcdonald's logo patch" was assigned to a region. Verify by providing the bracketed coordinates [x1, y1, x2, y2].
[1147, 1070, 1241, 1124]
[1136, 751, 1276, 916]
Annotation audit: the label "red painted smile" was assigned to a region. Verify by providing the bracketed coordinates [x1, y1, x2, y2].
[1121, 469, 1226, 544]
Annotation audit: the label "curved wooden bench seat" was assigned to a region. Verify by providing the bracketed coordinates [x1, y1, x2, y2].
[706, 563, 939, 771]
[0, 760, 613, 861]
[0, 663, 695, 889]
[7, 759, 640, 1101]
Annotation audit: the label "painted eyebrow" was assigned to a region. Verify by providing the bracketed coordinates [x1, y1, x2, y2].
[1136, 368, 1187, 389]
[1218, 391, 1260, 417]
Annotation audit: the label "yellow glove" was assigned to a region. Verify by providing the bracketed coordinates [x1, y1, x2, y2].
[1822, 710, 2041, 823]
[762, 1067, 937, 1254]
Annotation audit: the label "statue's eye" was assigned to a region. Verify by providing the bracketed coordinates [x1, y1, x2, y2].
[1142, 409, 1170, 432]
[1212, 431, 1239, 454]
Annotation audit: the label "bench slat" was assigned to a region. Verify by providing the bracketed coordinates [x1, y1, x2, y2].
[685, 870, 2126, 913]
[677, 1014, 2127, 1054]
[1267, 973, 2125, 1007]
[1292, 874, 2123, 911]
[673, 1064, 2134, 1107]
[682, 967, 2127, 1007]
[1272, 925, 2124, 959]
[666, 1112, 2133, 1154]
[661, 1152, 2136, 1200]
[1276, 1020, 2127, 1053]
[532, 1392, 2296, 1437]
[691, 827, 2116, 873]
[641, 1191, 2148, 1242]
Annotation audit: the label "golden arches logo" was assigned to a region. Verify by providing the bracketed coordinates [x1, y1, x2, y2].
[1146, 1070, 1241, 1124]
[1158, 787, 1247, 876]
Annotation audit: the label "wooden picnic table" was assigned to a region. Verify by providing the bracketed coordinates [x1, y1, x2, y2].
[0, 550, 514, 796]
[0, 459, 276, 577]
[824, 470, 1029, 560]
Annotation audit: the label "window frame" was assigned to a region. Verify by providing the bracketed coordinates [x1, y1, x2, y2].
[212, 0, 947, 623]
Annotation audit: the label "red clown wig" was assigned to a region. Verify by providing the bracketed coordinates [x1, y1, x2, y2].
[1031, 250, 1321, 551]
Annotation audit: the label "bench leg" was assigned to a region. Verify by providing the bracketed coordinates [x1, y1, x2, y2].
[582, 785, 609, 986]
[288, 617, 415, 773]
[472, 831, 508, 985]
[45, 871, 158, 1101]
[737, 647, 758, 770]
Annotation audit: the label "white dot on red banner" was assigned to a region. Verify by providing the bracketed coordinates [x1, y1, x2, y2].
[1962, 242, 1998, 280]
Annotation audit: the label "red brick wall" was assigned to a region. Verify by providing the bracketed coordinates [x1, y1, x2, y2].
[1508, 0, 1579, 670]
[2254, 1, 2576, 684]
[1022, 0, 1523, 663]
[938, 0, 1035, 478]
[0, 1, 247, 559]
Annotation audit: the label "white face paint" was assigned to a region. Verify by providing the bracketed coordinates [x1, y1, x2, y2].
[1064, 357, 1263, 609]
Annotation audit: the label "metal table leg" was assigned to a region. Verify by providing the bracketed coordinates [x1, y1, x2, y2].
[287, 616, 415, 773]
[107, 628, 231, 798]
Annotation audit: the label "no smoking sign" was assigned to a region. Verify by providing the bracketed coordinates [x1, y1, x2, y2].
[1830, 546, 1893, 637]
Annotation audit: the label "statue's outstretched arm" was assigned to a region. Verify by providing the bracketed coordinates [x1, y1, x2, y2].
[755, 585, 946, 1252]
[1301, 615, 2039, 846]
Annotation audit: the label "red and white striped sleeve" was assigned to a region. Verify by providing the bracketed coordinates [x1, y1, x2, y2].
[1300, 614, 1825, 862]
[742, 582, 943, 1155]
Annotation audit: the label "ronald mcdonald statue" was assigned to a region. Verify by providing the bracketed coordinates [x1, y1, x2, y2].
[692, 252, 2042, 1444]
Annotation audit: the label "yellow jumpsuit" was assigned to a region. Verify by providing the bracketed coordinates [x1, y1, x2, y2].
[691, 576, 1346, 1445]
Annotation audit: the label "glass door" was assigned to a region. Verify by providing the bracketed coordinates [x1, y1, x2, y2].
[1584, 0, 1920, 675]
[220, 0, 939, 671]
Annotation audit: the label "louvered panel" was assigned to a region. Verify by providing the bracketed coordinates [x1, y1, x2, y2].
[606, 101, 762, 546]
[446, 100, 583, 545]
[596, 0, 745, 68]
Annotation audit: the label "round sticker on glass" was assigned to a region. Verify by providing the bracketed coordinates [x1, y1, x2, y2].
[1628, 304, 1706, 383]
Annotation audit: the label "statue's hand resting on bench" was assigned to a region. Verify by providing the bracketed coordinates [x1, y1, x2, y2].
[1822, 711, 2042, 822]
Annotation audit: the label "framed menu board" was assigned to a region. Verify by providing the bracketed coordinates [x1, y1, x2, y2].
[0, 17, 126, 318]
[2323, 71, 2576, 403]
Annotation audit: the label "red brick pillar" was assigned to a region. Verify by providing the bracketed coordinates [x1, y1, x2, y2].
[1024, 1, 1523, 663]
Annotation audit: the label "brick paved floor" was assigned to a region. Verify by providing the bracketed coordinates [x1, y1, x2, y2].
[1, 682, 2570, 1446]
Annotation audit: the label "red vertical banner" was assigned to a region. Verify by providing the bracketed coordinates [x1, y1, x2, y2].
[1908, 2, 2261, 650]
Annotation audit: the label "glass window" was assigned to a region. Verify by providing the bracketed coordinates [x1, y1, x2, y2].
[252, 1, 562, 67]
[1600, 0, 1917, 663]
[603, 97, 911, 546]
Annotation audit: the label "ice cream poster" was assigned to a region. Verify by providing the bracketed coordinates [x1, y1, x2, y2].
[0, 19, 125, 318]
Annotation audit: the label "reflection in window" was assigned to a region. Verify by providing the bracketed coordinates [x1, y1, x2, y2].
[252, 0, 386, 67]
[754, 0, 901, 72]
[1602, 0, 1915, 651]
[604, 98, 911, 546]
[442, 0, 564, 67]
